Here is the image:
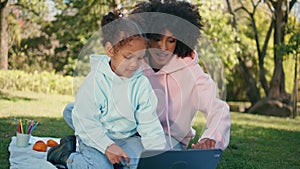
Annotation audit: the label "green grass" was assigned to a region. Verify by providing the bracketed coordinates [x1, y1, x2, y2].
[0, 90, 74, 168]
[1, 90, 300, 169]
[219, 120, 300, 168]
[0, 89, 73, 118]
[191, 111, 300, 169]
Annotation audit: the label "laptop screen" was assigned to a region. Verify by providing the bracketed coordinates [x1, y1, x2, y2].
[137, 149, 223, 169]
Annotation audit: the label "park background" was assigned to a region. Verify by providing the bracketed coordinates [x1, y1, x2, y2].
[0, 0, 300, 168]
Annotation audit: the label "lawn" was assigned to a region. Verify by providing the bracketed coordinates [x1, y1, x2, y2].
[1, 89, 300, 169]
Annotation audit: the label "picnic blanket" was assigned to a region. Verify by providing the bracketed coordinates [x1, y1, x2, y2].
[9, 136, 61, 169]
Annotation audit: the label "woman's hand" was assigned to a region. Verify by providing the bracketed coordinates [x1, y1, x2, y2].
[191, 138, 216, 149]
[105, 144, 130, 164]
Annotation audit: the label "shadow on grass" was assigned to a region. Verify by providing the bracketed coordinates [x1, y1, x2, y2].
[218, 124, 300, 169]
[0, 91, 35, 102]
[0, 116, 74, 169]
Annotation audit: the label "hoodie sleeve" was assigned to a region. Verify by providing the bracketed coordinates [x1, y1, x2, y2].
[192, 70, 231, 150]
[72, 71, 114, 154]
[134, 77, 167, 150]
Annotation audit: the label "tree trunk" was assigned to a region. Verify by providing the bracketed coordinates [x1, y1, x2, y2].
[250, 13, 270, 96]
[268, 0, 289, 101]
[259, 19, 274, 96]
[0, 0, 9, 70]
[292, 53, 298, 118]
[238, 58, 261, 105]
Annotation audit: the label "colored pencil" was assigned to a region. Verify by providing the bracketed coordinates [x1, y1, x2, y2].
[27, 121, 34, 134]
[29, 122, 39, 134]
[20, 119, 24, 134]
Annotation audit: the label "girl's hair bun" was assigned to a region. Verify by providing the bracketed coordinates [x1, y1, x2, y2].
[101, 12, 118, 27]
[100, 10, 144, 50]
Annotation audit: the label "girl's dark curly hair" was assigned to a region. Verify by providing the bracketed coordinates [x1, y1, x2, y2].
[131, 0, 203, 58]
[101, 12, 144, 52]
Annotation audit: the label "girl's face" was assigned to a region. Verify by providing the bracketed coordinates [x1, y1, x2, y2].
[109, 37, 146, 78]
[148, 29, 177, 69]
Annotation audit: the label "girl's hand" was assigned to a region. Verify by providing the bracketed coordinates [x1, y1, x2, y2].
[191, 138, 216, 149]
[105, 144, 130, 164]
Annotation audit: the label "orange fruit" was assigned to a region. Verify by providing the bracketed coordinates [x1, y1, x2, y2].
[47, 139, 59, 147]
[32, 140, 47, 152]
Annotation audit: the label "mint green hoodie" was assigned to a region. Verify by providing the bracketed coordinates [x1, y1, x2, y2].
[72, 54, 166, 154]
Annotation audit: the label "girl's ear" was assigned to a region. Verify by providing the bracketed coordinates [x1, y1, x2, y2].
[105, 42, 114, 56]
[189, 50, 195, 59]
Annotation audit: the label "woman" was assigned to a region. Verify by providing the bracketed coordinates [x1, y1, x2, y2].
[131, 0, 231, 150]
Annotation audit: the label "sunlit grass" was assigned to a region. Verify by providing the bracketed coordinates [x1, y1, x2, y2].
[230, 111, 300, 131]
[0, 89, 73, 118]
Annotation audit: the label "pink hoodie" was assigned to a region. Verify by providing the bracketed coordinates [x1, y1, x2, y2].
[142, 52, 231, 150]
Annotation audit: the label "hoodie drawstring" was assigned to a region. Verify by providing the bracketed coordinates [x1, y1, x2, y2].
[164, 73, 173, 149]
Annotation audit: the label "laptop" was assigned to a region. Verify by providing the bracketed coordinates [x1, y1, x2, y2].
[137, 149, 223, 169]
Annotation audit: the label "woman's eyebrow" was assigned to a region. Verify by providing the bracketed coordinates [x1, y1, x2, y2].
[167, 36, 175, 39]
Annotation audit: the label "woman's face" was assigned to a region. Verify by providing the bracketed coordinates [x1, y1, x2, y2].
[109, 37, 146, 78]
[148, 29, 177, 69]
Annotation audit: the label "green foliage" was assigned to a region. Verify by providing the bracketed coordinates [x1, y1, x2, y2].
[41, 0, 114, 75]
[281, 21, 300, 94]
[194, 1, 240, 100]
[0, 70, 73, 95]
[197, 1, 239, 69]
[8, 0, 58, 72]
[282, 30, 300, 56]
[6, 0, 300, 103]
[15, 0, 51, 21]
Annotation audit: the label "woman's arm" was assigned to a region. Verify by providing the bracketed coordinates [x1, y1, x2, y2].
[192, 71, 231, 150]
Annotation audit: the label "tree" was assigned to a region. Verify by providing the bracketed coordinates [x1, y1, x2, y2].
[5, 0, 140, 73]
[43, 0, 137, 75]
[1, 0, 52, 70]
[225, 0, 261, 105]
[0, 0, 9, 70]
[226, 0, 299, 116]
[268, 0, 297, 99]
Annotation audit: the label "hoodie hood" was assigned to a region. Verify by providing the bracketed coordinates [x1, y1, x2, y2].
[90, 54, 143, 81]
[142, 52, 199, 75]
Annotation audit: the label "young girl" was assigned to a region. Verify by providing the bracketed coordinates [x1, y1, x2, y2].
[131, 1, 231, 150]
[47, 12, 166, 169]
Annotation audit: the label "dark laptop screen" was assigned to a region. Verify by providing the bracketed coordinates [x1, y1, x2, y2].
[137, 149, 222, 169]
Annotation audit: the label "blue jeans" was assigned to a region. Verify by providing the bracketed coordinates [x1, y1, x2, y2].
[67, 136, 143, 169]
[63, 103, 75, 130]
[63, 102, 185, 150]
